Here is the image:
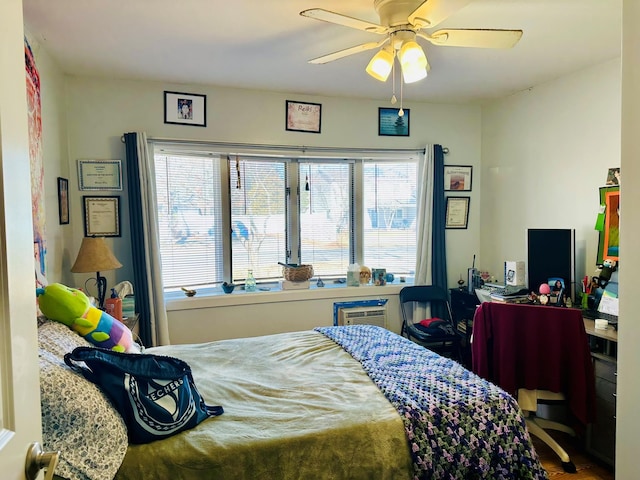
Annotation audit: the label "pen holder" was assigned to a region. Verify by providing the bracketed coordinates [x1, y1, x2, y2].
[581, 292, 589, 309]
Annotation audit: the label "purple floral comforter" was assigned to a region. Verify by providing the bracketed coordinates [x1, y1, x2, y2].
[316, 325, 548, 480]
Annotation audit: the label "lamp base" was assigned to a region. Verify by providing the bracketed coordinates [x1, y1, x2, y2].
[96, 272, 107, 310]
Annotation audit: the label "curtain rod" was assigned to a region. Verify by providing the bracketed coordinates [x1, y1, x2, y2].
[121, 135, 448, 155]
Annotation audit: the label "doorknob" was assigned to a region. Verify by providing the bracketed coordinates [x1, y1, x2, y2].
[25, 442, 60, 480]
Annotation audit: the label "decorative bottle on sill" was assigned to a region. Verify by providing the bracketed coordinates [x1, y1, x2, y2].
[245, 269, 256, 292]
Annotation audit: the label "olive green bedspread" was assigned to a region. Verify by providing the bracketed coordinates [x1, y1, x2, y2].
[114, 330, 413, 479]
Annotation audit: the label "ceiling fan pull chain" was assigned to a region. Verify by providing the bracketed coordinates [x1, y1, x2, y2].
[391, 54, 397, 105]
[398, 77, 404, 117]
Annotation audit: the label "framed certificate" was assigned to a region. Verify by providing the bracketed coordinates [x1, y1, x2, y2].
[83, 196, 121, 237]
[78, 159, 123, 191]
[445, 196, 470, 229]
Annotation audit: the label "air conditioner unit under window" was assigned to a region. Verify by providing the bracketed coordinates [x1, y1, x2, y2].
[338, 306, 387, 329]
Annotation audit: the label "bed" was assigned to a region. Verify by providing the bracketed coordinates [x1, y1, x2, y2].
[38, 319, 548, 480]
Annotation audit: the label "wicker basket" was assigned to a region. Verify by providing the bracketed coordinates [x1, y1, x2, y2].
[282, 264, 314, 282]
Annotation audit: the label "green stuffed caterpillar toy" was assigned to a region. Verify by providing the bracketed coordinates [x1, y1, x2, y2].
[37, 283, 139, 353]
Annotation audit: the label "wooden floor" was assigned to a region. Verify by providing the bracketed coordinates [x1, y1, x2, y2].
[534, 431, 614, 479]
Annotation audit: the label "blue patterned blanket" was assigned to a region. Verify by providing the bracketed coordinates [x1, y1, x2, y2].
[315, 325, 548, 480]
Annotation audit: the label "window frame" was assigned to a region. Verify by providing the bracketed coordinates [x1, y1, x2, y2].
[152, 141, 422, 292]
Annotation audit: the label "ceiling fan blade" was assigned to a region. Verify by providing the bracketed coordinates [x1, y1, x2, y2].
[409, 0, 473, 29]
[308, 39, 388, 64]
[300, 8, 388, 35]
[419, 29, 523, 49]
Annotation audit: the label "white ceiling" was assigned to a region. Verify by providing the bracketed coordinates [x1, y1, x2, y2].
[22, 0, 622, 104]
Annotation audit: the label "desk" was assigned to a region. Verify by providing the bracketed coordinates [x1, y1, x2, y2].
[582, 317, 617, 467]
[472, 302, 596, 428]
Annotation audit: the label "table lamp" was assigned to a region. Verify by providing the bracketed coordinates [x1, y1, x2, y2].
[71, 236, 122, 309]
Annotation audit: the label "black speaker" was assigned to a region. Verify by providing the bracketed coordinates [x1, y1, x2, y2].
[527, 229, 576, 301]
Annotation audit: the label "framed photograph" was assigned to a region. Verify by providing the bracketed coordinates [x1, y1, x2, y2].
[57, 177, 69, 225]
[77, 159, 123, 191]
[164, 91, 207, 127]
[83, 196, 121, 237]
[378, 107, 410, 136]
[444, 165, 473, 191]
[286, 100, 321, 133]
[445, 196, 470, 229]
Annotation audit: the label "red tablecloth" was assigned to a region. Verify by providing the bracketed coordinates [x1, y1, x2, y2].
[471, 302, 596, 428]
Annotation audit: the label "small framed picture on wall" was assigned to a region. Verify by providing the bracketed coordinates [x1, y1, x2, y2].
[83, 196, 121, 237]
[164, 91, 207, 127]
[445, 196, 470, 229]
[57, 177, 69, 225]
[444, 165, 473, 191]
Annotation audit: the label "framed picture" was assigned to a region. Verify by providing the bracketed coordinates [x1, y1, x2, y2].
[57, 177, 69, 225]
[164, 91, 207, 127]
[77, 159, 123, 191]
[378, 108, 410, 136]
[445, 196, 470, 229]
[286, 100, 321, 133]
[83, 196, 121, 237]
[444, 165, 473, 191]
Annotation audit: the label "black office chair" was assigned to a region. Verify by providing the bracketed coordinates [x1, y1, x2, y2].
[399, 285, 462, 360]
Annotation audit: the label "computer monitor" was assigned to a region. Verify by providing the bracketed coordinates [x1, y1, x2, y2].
[527, 229, 576, 301]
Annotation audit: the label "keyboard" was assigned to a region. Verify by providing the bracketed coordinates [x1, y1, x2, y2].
[582, 308, 618, 326]
[490, 286, 529, 297]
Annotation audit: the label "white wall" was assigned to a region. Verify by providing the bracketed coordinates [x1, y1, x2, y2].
[615, 0, 639, 475]
[480, 59, 621, 292]
[63, 76, 483, 292]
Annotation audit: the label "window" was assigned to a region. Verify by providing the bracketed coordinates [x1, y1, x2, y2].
[153, 143, 419, 291]
[299, 161, 352, 277]
[230, 157, 286, 281]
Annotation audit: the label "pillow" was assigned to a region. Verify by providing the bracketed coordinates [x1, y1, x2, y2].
[38, 321, 128, 480]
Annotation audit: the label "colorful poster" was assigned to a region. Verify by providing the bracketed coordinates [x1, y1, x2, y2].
[25, 38, 46, 287]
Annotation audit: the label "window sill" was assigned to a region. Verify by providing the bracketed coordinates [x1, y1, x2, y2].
[165, 279, 413, 311]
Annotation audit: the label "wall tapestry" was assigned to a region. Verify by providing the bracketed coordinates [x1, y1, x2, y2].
[25, 38, 46, 287]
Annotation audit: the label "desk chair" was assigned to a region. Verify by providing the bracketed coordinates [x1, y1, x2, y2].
[399, 285, 462, 361]
[471, 302, 596, 473]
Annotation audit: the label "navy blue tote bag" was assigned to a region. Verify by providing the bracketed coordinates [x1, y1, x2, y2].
[65, 346, 223, 444]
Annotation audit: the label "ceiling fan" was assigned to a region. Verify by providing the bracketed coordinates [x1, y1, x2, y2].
[300, 0, 523, 84]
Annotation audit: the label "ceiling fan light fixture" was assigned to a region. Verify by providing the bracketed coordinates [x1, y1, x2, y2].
[398, 40, 428, 84]
[365, 47, 394, 82]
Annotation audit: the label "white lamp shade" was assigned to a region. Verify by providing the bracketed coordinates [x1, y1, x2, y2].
[402, 63, 428, 83]
[365, 48, 394, 82]
[399, 40, 428, 83]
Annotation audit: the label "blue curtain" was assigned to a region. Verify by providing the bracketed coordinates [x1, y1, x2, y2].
[124, 132, 151, 346]
[431, 145, 448, 290]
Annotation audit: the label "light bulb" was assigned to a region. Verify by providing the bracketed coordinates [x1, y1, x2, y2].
[399, 40, 428, 84]
[365, 47, 394, 82]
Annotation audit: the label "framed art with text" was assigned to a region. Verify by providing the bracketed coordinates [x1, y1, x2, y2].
[164, 91, 207, 127]
[378, 108, 410, 136]
[77, 159, 123, 191]
[83, 196, 121, 237]
[445, 196, 470, 229]
[286, 100, 321, 133]
[444, 165, 473, 191]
